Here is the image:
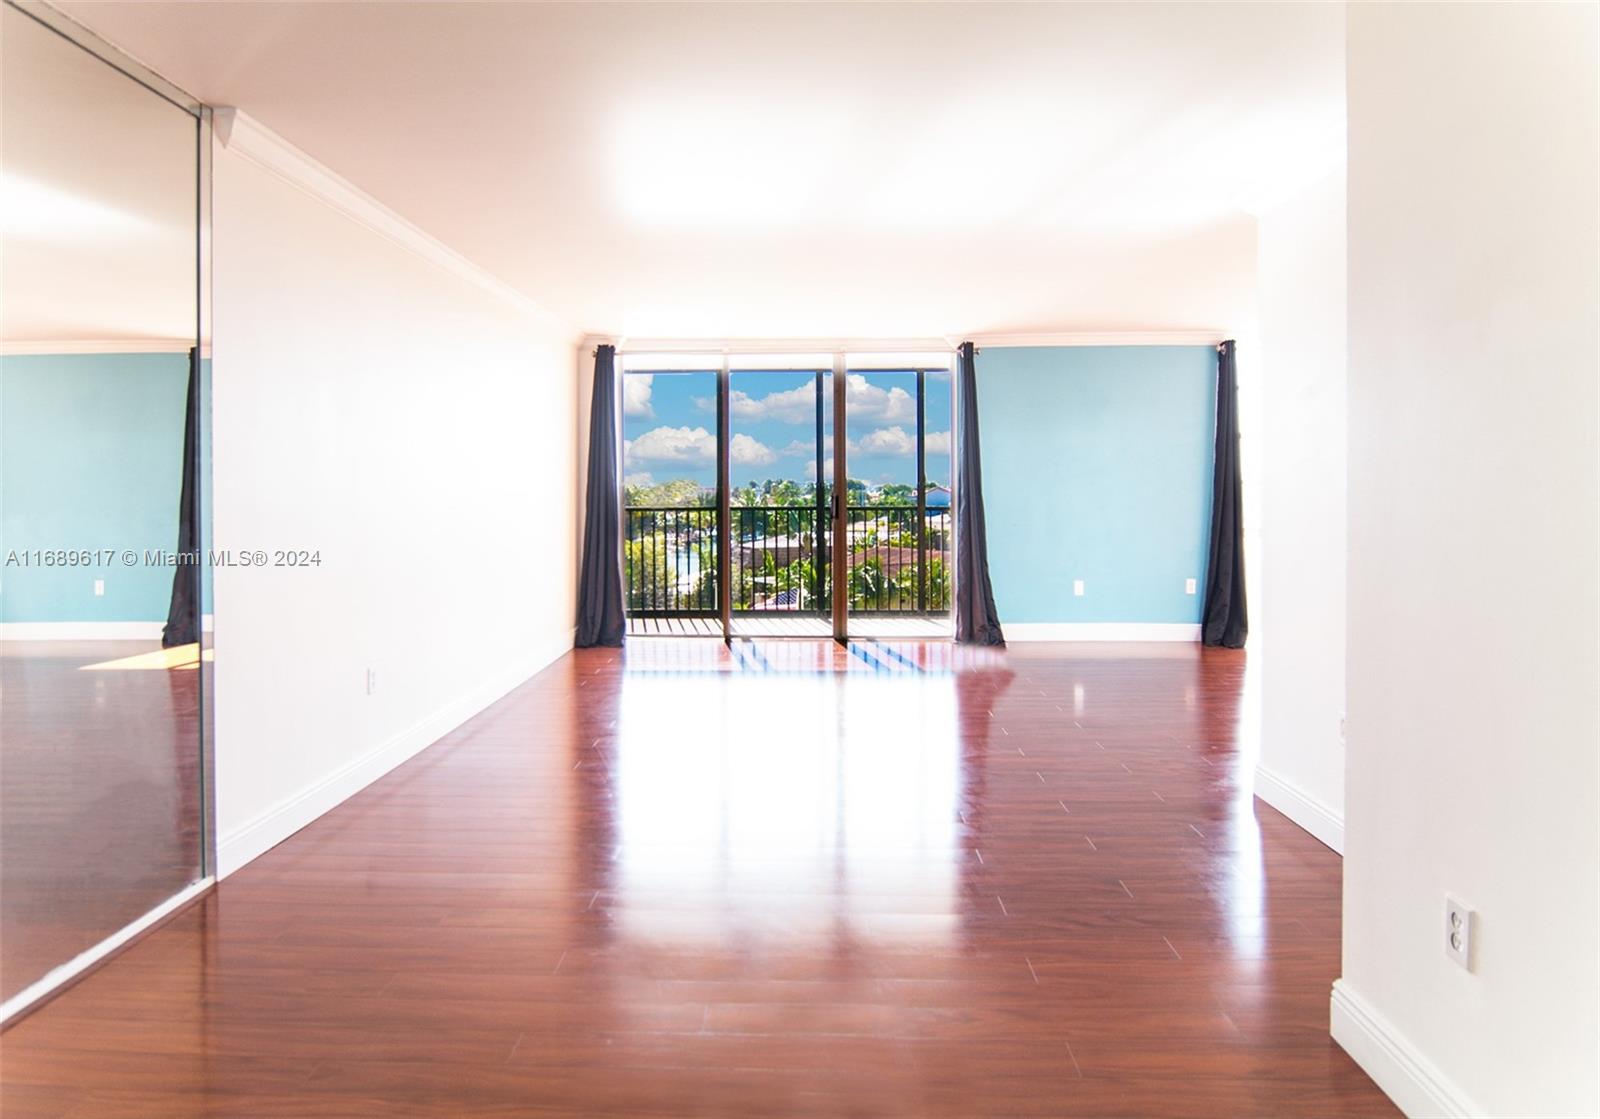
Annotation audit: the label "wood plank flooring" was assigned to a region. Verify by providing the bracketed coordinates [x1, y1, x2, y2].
[0, 640, 1396, 1117]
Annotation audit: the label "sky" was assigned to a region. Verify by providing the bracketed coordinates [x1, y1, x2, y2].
[623, 369, 952, 491]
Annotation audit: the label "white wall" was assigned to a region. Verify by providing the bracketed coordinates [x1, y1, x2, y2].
[211, 117, 579, 876]
[1254, 169, 1347, 852]
[1339, 5, 1598, 1116]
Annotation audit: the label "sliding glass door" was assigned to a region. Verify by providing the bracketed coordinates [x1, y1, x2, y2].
[842, 364, 954, 638]
[620, 353, 952, 641]
[728, 362, 833, 638]
[620, 365, 721, 635]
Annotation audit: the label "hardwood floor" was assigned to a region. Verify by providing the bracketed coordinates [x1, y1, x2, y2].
[0, 641, 203, 1002]
[0, 640, 1396, 1117]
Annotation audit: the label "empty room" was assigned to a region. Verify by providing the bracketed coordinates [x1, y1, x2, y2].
[1, 2, 1595, 1116]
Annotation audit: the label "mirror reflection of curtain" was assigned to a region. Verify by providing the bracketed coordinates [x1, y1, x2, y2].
[162, 348, 200, 647]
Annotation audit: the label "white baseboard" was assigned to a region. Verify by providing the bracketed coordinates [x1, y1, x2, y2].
[1003, 623, 1201, 642]
[1253, 764, 1345, 853]
[0, 621, 165, 641]
[216, 626, 575, 878]
[0, 876, 214, 1025]
[1331, 980, 1482, 1117]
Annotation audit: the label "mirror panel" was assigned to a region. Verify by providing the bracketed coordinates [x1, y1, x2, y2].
[1, 2, 207, 1006]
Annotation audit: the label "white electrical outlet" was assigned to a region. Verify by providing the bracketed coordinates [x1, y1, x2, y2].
[1445, 895, 1474, 969]
[93, 579, 105, 597]
[1184, 578, 1197, 595]
[365, 668, 377, 695]
[1073, 579, 1085, 597]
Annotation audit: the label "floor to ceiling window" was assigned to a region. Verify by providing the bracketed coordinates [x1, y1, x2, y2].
[621, 351, 953, 640]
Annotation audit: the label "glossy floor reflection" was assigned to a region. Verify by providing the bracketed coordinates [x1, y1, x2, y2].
[0, 641, 203, 1003]
[0, 640, 1396, 1117]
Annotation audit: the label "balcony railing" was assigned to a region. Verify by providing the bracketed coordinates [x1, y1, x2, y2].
[624, 506, 718, 616]
[624, 504, 951, 617]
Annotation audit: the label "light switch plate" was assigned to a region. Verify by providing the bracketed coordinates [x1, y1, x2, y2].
[1073, 579, 1085, 597]
[1445, 895, 1473, 969]
[1185, 578, 1197, 595]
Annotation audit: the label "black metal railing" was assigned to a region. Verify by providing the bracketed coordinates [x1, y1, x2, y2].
[623, 506, 718, 616]
[842, 506, 951, 614]
[731, 504, 830, 613]
[624, 503, 952, 617]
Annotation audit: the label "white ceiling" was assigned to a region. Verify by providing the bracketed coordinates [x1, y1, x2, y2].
[53, 1, 1345, 340]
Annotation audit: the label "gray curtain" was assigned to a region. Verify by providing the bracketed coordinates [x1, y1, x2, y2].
[576, 344, 625, 647]
[1201, 340, 1247, 648]
[953, 341, 1005, 646]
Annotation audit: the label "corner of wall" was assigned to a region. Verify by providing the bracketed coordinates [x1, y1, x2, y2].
[1253, 764, 1344, 853]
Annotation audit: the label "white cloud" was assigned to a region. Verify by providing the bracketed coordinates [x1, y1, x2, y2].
[781, 426, 945, 460]
[626, 425, 776, 468]
[623, 471, 655, 487]
[855, 425, 916, 456]
[623, 374, 654, 418]
[728, 383, 816, 423]
[780, 435, 828, 458]
[846, 374, 916, 423]
[730, 432, 777, 466]
[625, 425, 717, 464]
[780, 425, 934, 461]
[704, 374, 916, 425]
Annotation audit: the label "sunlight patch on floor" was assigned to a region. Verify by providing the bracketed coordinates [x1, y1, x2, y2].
[78, 643, 211, 671]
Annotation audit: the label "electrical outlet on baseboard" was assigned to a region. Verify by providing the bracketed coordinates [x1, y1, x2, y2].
[365, 667, 378, 695]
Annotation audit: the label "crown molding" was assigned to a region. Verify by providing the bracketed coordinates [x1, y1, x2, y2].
[1, 339, 193, 356]
[214, 109, 575, 340]
[959, 330, 1227, 348]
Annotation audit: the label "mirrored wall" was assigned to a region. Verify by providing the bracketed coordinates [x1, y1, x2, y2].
[1, 0, 211, 1015]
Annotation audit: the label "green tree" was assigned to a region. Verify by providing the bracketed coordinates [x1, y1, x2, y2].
[848, 558, 887, 610]
[873, 483, 915, 506]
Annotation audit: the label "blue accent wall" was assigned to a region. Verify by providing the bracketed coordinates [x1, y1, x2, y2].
[1, 352, 192, 623]
[976, 345, 1215, 624]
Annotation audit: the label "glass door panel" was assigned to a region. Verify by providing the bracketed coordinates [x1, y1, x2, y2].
[728, 367, 832, 639]
[620, 368, 721, 636]
[844, 366, 955, 639]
